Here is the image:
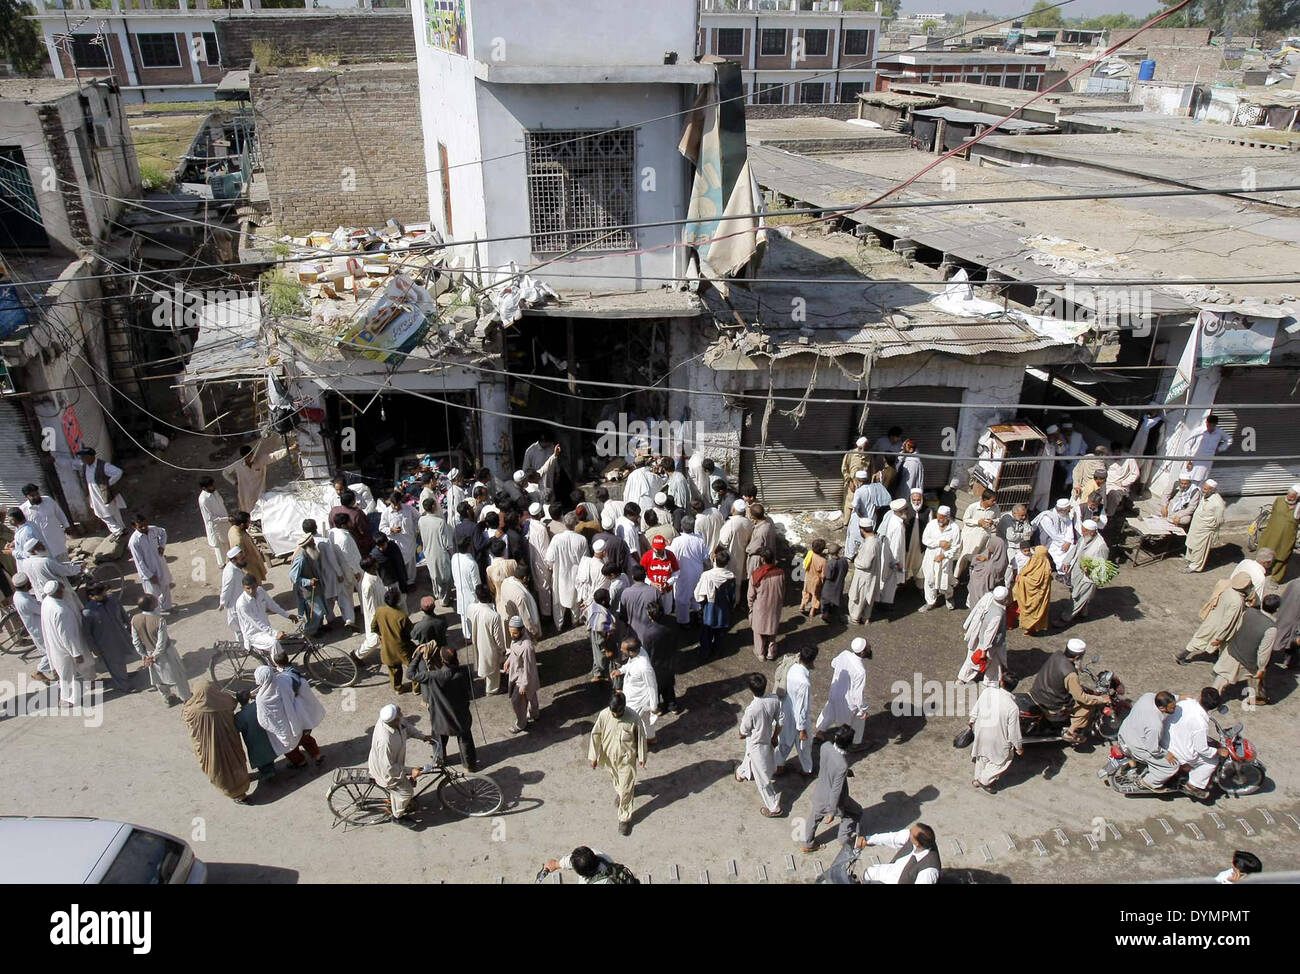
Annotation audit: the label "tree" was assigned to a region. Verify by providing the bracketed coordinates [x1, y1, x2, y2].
[845, 0, 899, 16]
[0, 1, 46, 76]
[921, 18, 939, 32]
[1257, 0, 1300, 30]
[1024, 0, 1064, 28]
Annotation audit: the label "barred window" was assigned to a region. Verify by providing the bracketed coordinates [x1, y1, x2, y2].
[136, 33, 180, 68]
[716, 28, 745, 56]
[524, 130, 635, 254]
[70, 34, 110, 69]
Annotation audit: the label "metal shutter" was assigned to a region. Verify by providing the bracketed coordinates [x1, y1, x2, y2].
[868, 385, 962, 490]
[0, 399, 45, 511]
[1209, 368, 1300, 496]
[741, 391, 856, 511]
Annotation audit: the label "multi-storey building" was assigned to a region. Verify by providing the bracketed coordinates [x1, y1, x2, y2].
[697, 0, 883, 106]
[875, 51, 1050, 90]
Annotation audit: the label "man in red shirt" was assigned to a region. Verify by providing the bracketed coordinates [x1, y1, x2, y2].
[641, 535, 679, 592]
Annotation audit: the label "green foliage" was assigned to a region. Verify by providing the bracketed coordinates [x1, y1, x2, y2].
[845, 0, 897, 15]
[137, 162, 175, 191]
[261, 270, 307, 318]
[1257, 0, 1300, 30]
[0, 1, 47, 76]
[1024, 0, 1064, 28]
[1076, 13, 1144, 30]
[1080, 557, 1119, 587]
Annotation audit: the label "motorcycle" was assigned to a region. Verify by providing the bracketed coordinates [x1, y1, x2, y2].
[1015, 655, 1129, 746]
[1100, 705, 1266, 800]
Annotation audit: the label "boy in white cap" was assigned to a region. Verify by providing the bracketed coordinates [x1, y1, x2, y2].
[816, 637, 872, 747]
[503, 615, 540, 732]
[919, 505, 961, 611]
[841, 436, 871, 520]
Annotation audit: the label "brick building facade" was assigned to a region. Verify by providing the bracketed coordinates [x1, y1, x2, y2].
[250, 63, 427, 233]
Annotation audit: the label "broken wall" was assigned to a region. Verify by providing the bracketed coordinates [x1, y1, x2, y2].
[250, 64, 428, 233]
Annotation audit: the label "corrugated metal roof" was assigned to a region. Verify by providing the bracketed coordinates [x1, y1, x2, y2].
[912, 106, 1057, 131]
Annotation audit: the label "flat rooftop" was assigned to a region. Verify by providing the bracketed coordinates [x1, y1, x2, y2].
[887, 81, 1141, 114]
[745, 117, 912, 153]
[878, 52, 1051, 65]
[1061, 111, 1300, 150]
[0, 78, 83, 104]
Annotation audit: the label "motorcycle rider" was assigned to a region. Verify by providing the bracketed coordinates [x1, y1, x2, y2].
[1163, 687, 1227, 800]
[1027, 638, 1111, 745]
[1116, 690, 1179, 790]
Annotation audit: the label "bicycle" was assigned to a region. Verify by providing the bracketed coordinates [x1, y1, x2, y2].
[207, 620, 360, 696]
[0, 604, 33, 657]
[325, 740, 503, 826]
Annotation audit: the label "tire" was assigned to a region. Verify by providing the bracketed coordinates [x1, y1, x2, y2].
[306, 644, 359, 688]
[327, 776, 392, 826]
[0, 610, 32, 656]
[209, 646, 256, 696]
[1216, 760, 1265, 797]
[91, 562, 126, 601]
[437, 770, 504, 817]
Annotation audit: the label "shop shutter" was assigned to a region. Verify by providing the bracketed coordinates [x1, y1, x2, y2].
[0, 399, 45, 511]
[741, 391, 856, 511]
[866, 385, 962, 490]
[1210, 367, 1300, 496]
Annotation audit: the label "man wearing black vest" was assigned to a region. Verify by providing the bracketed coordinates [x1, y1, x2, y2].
[1212, 593, 1279, 704]
[855, 823, 941, 884]
[1028, 638, 1110, 745]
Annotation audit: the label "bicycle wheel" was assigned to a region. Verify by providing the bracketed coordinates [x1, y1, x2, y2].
[306, 643, 359, 688]
[437, 770, 503, 817]
[90, 562, 126, 601]
[0, 610, 32, 656]
[327, 776, 393, 826]
[209, 647, 256, 696]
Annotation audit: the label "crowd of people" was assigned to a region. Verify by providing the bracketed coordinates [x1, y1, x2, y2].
[2, 412, 1293, 882]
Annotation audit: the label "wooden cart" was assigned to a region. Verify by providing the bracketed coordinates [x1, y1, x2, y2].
[970, 423, 1048, 516]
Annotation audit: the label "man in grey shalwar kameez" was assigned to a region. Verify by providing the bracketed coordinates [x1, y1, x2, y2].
[736, 673, 784, 817]
[1060, 519, 1108, 627]
[418, 498, 454, 605]
[846, 521, 883, 625]
[1117, 690, 1178, 789]
[959, 587, 1009, 688]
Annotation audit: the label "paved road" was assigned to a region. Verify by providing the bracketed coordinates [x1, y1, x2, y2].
[3, 440, 1296, 884]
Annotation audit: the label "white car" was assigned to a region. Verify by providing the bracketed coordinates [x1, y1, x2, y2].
[0, 816, 207, 884]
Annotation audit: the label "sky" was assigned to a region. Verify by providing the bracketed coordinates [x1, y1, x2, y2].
[906, 1, 1156, 18]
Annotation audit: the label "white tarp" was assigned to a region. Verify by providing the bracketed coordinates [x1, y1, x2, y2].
[252, 482, 335, 557]
[929, 269, 1086, 345]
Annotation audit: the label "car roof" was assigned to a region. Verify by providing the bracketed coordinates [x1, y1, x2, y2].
[0, 817, 130, 884]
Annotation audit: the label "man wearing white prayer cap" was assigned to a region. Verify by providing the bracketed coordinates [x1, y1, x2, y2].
[918, 503, 961, 611]
[719, 498, 754, 606]
[219, 544, 252, 647]
[816, 636, 873, 747]
[1031, 498, 1079, 575]
[1183, 476, 1226, 574]
[1061, 515, 1109, 628]
[959, 583, 1010, 687]
[368, 702, 429, 822]
[1028, 637, 1110, 745]
[875, 496, 910, 610]
[39, 578, 96, 705]
[9, 572, 52, 684]
[528, 501, 542, 517]
[841, 436, 872, 520]
[20, 536, 81, 608]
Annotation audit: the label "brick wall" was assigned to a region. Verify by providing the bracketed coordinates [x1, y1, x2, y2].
[216, 13, 417, 69]
[1148, 47, 1226, 84]
[250, 64, 427, 232]
[744, 103, 860, 120]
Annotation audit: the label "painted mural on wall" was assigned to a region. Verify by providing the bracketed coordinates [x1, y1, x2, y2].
[426, 0, 468, 56]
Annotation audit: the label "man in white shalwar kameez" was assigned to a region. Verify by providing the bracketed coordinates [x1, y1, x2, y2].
[1031, 427, 1059, 513]
[736, 672, 783, 816]
[776, 646, 816, 776]
[958, 587, 1009, 688]
[669, 518, 708, 624]
[77, 447, 127, 536]
[196, 478, 229, 569]
[128, 516, 173, 611]
[357, 561, 386, 660]
[523, 503, 554, 621]
[222, 438, 288, 516]
[329, 515, 363, 629]
[498, 565, 541, 641]
[1032, 499, 1078, 576]
[1182, 414, 1232, 485]
[218, 547, 250, 646]
[687, 451, 716, 507]
[379, 495, 419, 584]
[696, 504, 724, 561]
[919, 506, 962, 611]
[875, 498, 908, 608]
[614, 637, 659, 745]
[451, 542, 481, 623]
[957, 492, 997, 579]
[1162, 692, 1226, 797]
[310, 524, 349, 626]
[1105, 447, 1140, 517]
[369, 704, 429, 820]
[544, 513, 588, 629]
[21, 539, 82, 610]
[968, 675, 1023, 792]
[40, 581, 97, 705]
[718, 500, 753, 606]
[816, 637, 871, 746]
[20, 486, 71, 561]
[235, 576, 297, 652]
[622, 460, 664, 518]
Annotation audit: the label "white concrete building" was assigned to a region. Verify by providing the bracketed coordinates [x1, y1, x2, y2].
[697, 0, 883, 105]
